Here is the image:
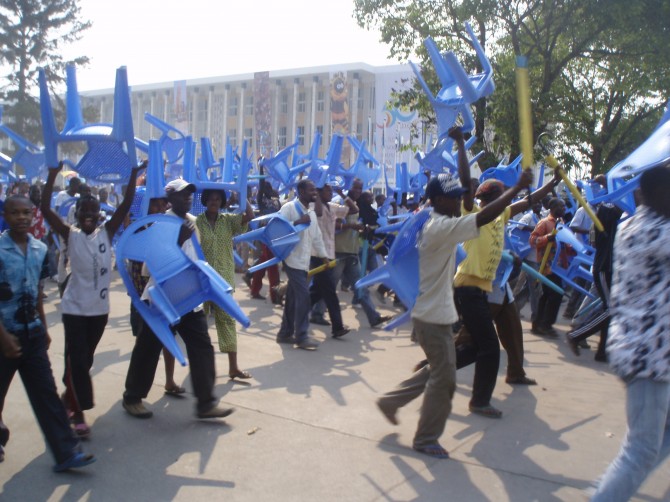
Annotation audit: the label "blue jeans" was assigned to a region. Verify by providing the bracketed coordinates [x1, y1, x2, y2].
[591, 377, 670, 501]
[331, 251, 381, 326]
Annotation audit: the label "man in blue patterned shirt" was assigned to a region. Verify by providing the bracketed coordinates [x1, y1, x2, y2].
[591, 165, 670, 501]
[0, 195, 94, 471]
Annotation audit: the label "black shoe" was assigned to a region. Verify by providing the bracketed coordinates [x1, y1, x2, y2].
[565, 333, 581, 356]
[332, 327, 350, 338]
[371, 315, 392, 328]
[276, 336, 295, 344]
[310, 316, 331, 326]
[295, 338, 319, 350]
[197, 405, 235, 419]
[242, 273, 252, 289]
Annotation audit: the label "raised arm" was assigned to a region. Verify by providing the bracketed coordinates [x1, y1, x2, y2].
[509, 168, 560, 217]
[241, 198, 254, 224]
[40, 163, 71, 241]
[477, 170, 533, 227]
[449, 128, 474, 212]
[105, 161, 146, 239]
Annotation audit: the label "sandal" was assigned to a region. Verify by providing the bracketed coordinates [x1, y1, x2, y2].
[53, 452, 96, 472]
[413, 444, 450, 459]
[229, 370, 252, 380]
[164, 384, 187, 396]
[469, 404, 503, 419]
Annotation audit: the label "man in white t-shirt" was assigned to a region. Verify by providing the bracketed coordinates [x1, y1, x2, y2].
[376, 129, 533, 459]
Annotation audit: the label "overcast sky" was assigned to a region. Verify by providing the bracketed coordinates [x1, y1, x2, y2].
[63, 0, 400, 91]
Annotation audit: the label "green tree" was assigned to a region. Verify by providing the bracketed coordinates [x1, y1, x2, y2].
[354, 0, 670, 176]
[0, 0, 90, 146]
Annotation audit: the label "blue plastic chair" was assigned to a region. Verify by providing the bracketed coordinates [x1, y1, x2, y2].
[137, 140, 168, 218]
[594, 112, 670, 214]
[355, 209, 432, 329]
[551, 225, 596, 299]
[183, 138, 250, 214]
[260, 141, 310, 193]
[337, 135, 381, 190]
[232, 211, 309, 273]
[39, 65, 138, 183]
[505, 223, 532, 260]
[427, 22, 495, 106]
[115, 214, 250, 365]
[480, 154, 522, 187]
[143, 113, 185, 164]
[409, 60, 475, 138]
[0, 108, 46, 180]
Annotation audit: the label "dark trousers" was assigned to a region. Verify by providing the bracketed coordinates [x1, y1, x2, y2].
[0, 327, 80, 463]
[123, 309, 216, 414]
[491, 297, 526, 380]
[536, 273, 563, 328]
[278, 265, 310, 342]
[454, 286, 500, 408]
[309, 257, 345, 333]
[62, 313, 108, 412]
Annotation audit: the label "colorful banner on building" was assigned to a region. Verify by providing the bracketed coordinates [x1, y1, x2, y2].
[253, 71, 271, 159]
[173, 80, 188, 134]
[330, 71, 351, 164]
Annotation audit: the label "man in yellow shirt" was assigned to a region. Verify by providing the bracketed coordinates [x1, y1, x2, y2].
[454, 143, 560, 418]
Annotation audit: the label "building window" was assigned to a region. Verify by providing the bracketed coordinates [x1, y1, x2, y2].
[229, 96, 238, 116]
[244, 128, 253, 148]
[278, 126, 287, 148]
[369, 87, 375, 110]
[245, 96, 254, 116]
[356, 123, 363, 141]
[316, 91, 325, 112]
[228, 128, 237, 147]
[357, 87, 364, 110]
[297, 92, 306, 113]
[296, 125, 305, 146]
[280, 93, 288, 114]
[316, 125, 324, 136]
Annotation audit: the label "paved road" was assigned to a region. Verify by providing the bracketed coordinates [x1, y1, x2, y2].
[1, 273, 668, 501]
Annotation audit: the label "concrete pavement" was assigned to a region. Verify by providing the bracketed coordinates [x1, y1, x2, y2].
[1, 273, 668, 501]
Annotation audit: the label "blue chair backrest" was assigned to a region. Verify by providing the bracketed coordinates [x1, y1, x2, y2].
[38, 65, 138, 183]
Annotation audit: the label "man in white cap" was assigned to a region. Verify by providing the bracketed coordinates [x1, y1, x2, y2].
[122, 179, 234, 420]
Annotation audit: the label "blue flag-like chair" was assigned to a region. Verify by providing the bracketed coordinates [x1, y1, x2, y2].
[590, 110, 670, 214]
[260, 141, 310, 193]
[427, 22, 495, 107]
[551, 225, 596, 299]
[0, 108, 46, 180]
[232, 212, 309, 273]
[355, 210, 432, 330]
[39, 65, 138, 183]
[480, 154, 523, 187]
[116, 214, 250, 365]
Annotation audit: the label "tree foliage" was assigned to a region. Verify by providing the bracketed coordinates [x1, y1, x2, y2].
[0, 0, 90, 145]
[354, 0, 670, 176]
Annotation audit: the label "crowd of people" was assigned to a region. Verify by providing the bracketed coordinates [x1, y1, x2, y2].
[0, 148, 668, 501]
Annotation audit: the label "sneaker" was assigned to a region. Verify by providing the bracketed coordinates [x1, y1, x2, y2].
[295, 338, 319, 350]
[309, 316, 330, 326]
[371, 315, 393, 328]
[197, 405, 235, 419]
[123, 401, 153, 419]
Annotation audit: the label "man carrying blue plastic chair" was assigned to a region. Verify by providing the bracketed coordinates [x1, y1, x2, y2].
[376, 127, 533, 459]
[122, 179, 234, 420]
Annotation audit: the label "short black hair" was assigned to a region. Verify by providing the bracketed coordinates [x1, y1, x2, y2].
[201, 189, 227, 207]
[75, 194, 100, 212]
[640, 164, 670, 203]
